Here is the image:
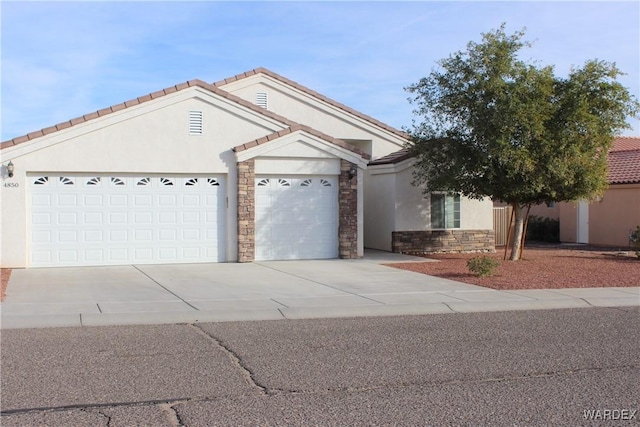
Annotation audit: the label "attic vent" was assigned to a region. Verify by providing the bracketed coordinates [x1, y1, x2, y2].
[189, 110, 203, 135]
[256, 92, 268, 109]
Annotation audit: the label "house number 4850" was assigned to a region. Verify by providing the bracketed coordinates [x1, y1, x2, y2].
[3, 182, 19, 188]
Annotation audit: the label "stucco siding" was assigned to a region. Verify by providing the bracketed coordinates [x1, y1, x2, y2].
[559, 202, 578, 243]
[395, 165, 430, 230]
[589, 185, 640, 247]
[461, 197, 494, 230]
[528, 203, 560, 220]
[364, 170, 396, 251]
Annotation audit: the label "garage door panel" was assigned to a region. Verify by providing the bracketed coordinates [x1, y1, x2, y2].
[84, 230, 103, 242]
[30, 175, 226, 267]
[85, 249, 104, 263]
[255, 176, 338, 261]
[159, 229, 178, 241]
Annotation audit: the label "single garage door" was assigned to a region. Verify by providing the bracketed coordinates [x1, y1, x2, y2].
[30, 175, 226, 267]
[255, 176, 338, 260]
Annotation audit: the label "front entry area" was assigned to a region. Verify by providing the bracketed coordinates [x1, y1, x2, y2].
[29, 174, 226, 267]
[255, 176, 339, 260]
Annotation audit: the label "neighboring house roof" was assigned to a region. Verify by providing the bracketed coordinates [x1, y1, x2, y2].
[233, 124, 370, 160]
[215, 67, 409, 140]
[367, 147, 412, 165]
[608, 137, 640, 184]
[610, 136, 640, 152]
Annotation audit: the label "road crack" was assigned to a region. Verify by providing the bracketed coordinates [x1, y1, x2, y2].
[94, 409, 112, 427]
[189, 324, 269, 395]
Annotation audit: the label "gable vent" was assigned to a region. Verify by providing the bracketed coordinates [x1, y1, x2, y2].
[256, 92, 268, 109]
[189, 110, 203, 135]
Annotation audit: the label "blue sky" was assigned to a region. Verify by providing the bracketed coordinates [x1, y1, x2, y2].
[2, 1, 639, 142]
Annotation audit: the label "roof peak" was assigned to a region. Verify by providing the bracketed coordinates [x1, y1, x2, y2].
[215, 67, 409, 140]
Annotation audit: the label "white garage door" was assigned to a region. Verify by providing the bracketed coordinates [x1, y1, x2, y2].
[255, 176, 338, 261]
[30, 175, 226, 267]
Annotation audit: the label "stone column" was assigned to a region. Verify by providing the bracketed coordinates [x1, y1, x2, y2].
[237, 159, 255, 262]
[338, 159, 359, 259]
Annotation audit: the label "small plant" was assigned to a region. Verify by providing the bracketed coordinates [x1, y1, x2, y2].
[467, 256, 499, 277]
[630, 226, 640, 259]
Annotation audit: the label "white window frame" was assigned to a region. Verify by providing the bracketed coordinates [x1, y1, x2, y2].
[430, 192, 461, 229]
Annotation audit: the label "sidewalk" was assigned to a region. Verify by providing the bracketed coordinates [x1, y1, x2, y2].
[1, 250, 638, 329]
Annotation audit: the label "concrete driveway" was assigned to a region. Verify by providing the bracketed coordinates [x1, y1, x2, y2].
[1, 250, 636, 329]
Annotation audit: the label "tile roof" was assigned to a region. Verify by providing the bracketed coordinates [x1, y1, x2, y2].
[607, 137, 640, 184]
[215, 67, 410, 140]
[232, 124, 371, 160]
[367, 147, 412, 165]
[610, 136, 640, 152]
[1, 77, 309, 150]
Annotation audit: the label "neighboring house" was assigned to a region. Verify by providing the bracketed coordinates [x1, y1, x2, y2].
[0, 68, 494, 268]
[558, 137, 640, 248]
[494, 137, 640, 248]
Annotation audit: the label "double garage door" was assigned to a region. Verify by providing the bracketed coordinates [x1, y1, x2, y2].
[30, 175, 226, 267]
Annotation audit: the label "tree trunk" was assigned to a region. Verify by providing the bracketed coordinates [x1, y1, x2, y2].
[509, 203, 528, 261]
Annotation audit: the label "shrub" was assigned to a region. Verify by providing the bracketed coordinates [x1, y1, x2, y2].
[526, 215, 560, 243]
[467, 256, 499, 277]
[630, 226, 640, 259]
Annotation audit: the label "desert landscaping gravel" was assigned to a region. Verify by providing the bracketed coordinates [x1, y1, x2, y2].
[389, 246, 640, 290]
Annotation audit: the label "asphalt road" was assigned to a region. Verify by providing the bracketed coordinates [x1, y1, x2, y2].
[1, 307, 638, 426]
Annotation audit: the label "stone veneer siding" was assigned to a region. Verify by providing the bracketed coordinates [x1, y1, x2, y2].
[338, 159, 359, 259]
[392, 230, 495, 254]
[237, 159, 255, 262]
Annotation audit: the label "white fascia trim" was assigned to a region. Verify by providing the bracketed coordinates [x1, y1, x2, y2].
[236, 130, 369, 168]
[368, 157, 415, 175]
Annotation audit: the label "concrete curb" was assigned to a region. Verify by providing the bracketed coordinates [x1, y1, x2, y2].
[2, 298, 638, 329]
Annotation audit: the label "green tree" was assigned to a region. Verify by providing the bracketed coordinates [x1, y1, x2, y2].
[407, 24, 639, 260]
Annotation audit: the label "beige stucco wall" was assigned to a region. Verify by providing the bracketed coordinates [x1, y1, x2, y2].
[588, 184, 640, 247]
[364, 167, 397, 251]
[528, 203, 560, 220]
[558, 185, 640, 247]
[559, 202, 578, 243]
[0, 88, 287, 267]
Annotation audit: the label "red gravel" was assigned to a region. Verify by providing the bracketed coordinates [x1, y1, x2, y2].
[388, 246, 640, 290]
[1, 268, 11, 302]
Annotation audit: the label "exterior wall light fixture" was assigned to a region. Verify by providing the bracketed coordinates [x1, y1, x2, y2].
[7, 161, 14, 178]
[349, 164, 357, 180]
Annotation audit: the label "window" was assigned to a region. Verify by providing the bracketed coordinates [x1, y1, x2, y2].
[189, 110, 203, 135]
[430, 193, 460, 229]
